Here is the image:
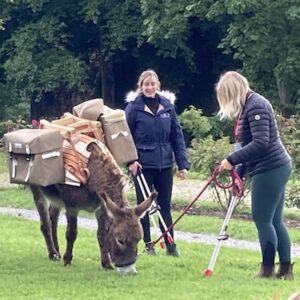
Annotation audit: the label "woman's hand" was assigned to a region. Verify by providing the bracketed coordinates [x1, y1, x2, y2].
[129, 161, 142, 176]
[219, 159, 233, 172]
[177, 169, 188, 180]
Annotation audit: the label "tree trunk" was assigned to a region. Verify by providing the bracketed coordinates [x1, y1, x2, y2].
[276, 77, 289, 106]
[100, 56, 115, 108]
[276, 77, 291, 117]
[30, 97, 39, 121]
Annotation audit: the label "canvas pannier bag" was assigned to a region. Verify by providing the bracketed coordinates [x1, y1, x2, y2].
[73, 98, 104, 121]
[4, 129, 65, 186]
[101, 109, 138, 165]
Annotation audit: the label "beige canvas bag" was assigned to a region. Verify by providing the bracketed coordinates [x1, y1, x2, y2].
[4, 129, 65, 186]
[101, 109, 138, 165]
[72, 98, 104, 121]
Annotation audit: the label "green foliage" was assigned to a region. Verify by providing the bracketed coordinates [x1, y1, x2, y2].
[0, 0, 148, 118]
[286, 182, 300, 210]
[0, 151, 8, 174]
[204, 0, 300, 109]
[179, 106, 234, 142]
[79, 0, 144, 56]
[277, 114, 300, 208]
[140, 0, 194, 64]
[0, 115, 31, 137]
[277, 114, 300, 172]
[207, 114, 234, 140]
[178, 106, 211, 139]
[2, 14, 87, 107]
[188, 135, 231, 174]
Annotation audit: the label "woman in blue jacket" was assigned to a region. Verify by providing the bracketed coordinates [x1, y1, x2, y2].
[125, 69, 189, 256]
[217, 71, 293, 279]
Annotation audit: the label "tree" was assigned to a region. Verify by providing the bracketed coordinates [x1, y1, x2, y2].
[0, 0, 146, 119]
[203, 0, 300, 114]
[0, 0, 89, 119]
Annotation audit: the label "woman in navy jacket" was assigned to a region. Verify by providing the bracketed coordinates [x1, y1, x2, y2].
[125, 69, 189, 256]
[217, 71, 293, 279]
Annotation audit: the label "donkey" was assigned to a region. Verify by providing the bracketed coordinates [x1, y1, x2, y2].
[30, 141, 156, 275]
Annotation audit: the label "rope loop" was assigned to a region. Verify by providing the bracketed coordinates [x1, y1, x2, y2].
[212, 164, 244, 197]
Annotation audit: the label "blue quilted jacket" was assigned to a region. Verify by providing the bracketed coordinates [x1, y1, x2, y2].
[125, 93, 189, 170]
[227, 92, 291, 177]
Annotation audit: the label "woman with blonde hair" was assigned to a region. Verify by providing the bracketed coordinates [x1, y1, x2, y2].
[125, 69, 189, 256]
[217, 71, 293, 279]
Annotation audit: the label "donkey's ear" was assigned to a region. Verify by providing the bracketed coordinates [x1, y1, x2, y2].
[99, 192, 122, 219]
[134, 191, 158, 218]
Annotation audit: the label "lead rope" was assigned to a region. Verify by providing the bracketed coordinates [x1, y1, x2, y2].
[152, 164, 244, 246]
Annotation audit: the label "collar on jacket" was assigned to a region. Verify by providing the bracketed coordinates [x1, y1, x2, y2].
[126, 93, 174, 114]
[125, 90, 176, 104]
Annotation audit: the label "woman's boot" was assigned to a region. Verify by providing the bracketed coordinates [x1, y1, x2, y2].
[256, 263, 275, 278]
[276, 262, 294, 280]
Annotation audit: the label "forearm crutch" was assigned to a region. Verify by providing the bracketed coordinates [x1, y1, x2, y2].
[203, 194, 240, 277]
[203, 169, 244, 277]
[136, 170, 174, 248]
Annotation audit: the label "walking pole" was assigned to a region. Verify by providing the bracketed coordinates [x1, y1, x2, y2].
[136, 169, 174, 248]
[203, 169, 244, 277]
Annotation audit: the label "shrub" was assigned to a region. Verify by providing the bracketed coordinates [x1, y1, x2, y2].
[0, 116, 32, 143]
[276, 114, 300, 207]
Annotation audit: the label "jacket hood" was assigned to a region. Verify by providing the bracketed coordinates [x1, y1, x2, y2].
[125, 90, 176, 104]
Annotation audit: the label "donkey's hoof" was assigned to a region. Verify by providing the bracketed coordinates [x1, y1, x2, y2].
[64, 261, 72, 267]
[49, 253, 61, 261]
[101, 262, 114, 270]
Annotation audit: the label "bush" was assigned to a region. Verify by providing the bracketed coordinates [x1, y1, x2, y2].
[276, 114, 300, 207]
[0, 116, 32, 141]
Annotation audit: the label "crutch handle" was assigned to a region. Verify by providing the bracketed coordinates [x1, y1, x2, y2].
[213, 165, 244, 197]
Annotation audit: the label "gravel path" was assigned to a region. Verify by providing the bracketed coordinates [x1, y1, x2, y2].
[1, 206, 300, 258]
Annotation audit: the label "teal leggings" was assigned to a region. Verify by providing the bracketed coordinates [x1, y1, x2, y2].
[251, 161, 292, 265]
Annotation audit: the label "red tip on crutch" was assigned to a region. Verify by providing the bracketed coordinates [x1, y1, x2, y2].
[159, 241, 166, 249]
[167, 236, 174, 245]
[203, 269, 213, 277]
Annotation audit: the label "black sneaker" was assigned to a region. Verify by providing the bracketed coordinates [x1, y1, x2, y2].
[166, 244, 180, 257]
[145, 242, 156, 256]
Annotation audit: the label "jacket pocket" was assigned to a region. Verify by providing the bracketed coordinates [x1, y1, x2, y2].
[136, 144, 157, 166]
[136, 144, 156, 151]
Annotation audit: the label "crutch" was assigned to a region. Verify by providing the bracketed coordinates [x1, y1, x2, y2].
[136, 169, 174, 248]
[152, 165, 223, 246]
[203, 169, 244, 277]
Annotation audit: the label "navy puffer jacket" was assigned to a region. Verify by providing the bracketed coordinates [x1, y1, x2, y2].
[125, 92, 190, 170]
[227, 92, 291, 177]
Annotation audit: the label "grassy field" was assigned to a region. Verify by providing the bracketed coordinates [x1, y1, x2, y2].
[1, 150, 300, 299]
[2, 186, 300, 243]
[0, 214, 300, 300]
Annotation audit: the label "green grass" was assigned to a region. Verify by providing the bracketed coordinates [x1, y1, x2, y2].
[0, 150, 8, 174]
[1, 187, 300, 243]
[0, 187, 36, 209]
[0, 214, 299, 300]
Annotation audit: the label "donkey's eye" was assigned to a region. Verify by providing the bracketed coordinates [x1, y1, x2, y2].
[115, 238, 126, 248]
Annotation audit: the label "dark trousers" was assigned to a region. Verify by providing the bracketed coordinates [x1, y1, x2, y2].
[251, 161, 292, 266]
[133, 167, 174, 245]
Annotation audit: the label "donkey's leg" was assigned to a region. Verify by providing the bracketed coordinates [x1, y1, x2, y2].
[95, 209, 114, 270]
[63, 208, 78, 266]
[30, 186, 60, 260]
[49, 204, 61, 258]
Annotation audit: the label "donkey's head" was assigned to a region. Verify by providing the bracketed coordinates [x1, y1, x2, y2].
[100, 191, 157, 275]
